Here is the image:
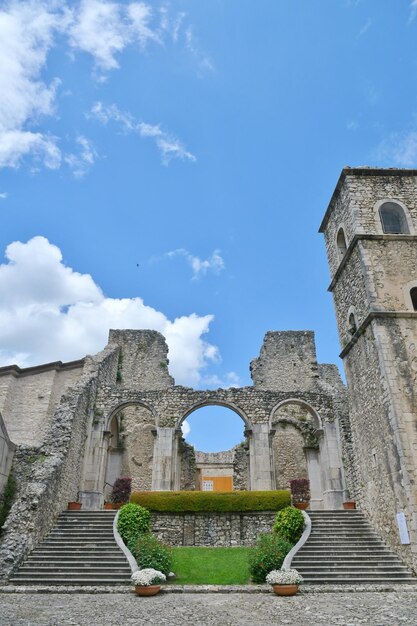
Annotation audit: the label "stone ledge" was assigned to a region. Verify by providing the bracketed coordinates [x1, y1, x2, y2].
[1, 584, 416, 594]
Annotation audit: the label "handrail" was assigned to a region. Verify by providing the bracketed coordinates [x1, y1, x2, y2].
[113, 509, 139, 574]
[282, 510, 311, 571]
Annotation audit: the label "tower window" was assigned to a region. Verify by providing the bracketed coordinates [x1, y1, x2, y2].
[411, 287, 417, 311]
[336, 228, 347, 260]
[348, 313, 357, 335]
[379, 202, 410, 234]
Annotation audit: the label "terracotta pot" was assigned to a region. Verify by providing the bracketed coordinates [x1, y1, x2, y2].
[67, 502, 82, 510]
[272, 584, 299, 596]
[294, 502, 309, 510]
[103, 503, 113, 510]
[112, 502, 124, 510]
[134, 585, 161, 597]
[343, 501, 356, 510]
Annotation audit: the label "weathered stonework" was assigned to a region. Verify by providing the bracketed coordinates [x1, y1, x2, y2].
[150, 511, 276, 546]
[0, 328, 346, 581]
[320, 167, 417, 573]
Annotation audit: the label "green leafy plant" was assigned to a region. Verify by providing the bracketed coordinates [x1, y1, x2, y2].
[273, 506, 304, 544]
[117, 503, 151, 546]
[130, 490, 290, 512]
[248, 533, 293, 583]
[0, 473, 16, 535]
[129, 533, 172, 576]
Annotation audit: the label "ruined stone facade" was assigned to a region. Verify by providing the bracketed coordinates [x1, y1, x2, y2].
[0, 328, 346, 580]
[1, 166, 417, 578]
[320, 167, 417, 573]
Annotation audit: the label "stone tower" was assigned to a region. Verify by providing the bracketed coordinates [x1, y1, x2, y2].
[320, 167, 417, 571]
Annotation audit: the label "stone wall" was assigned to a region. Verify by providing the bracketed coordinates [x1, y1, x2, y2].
[250, 331, 320, 392]
[151, 511, 276, 546]
[0, 361, 84, 447]
[272, 423, 308, 489]
[179, 441, 197, 490]
[0, 344, 119, 582]
[119, 405, 155, 491]
[0, 413, 15, 497]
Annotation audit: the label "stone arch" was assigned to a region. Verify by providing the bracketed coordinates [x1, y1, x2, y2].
[176, 400, 252, 432]
[270, 399, 324, 509]
[175, 401, 251, 492]
[104, 401, 157, 495]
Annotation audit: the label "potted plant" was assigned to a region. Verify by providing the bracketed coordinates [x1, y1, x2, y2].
[103, 502, 113, 510]
[67, 501, 81, 510]
[290, 478, 310, 510]
[343, 500, 356, 510]
[266, 568, 303, 596]
[111, 476, 132, 509]
[131, 568, 166, 596]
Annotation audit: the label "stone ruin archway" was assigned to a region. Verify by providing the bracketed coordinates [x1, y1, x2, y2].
[175, 401, 251, 492]
[270, 399, 324, 509]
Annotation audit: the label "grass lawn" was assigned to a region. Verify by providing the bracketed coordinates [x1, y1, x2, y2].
[170, 547, 251, 585]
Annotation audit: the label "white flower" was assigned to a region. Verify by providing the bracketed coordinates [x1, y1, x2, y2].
[266, 568, 303, 585]
[131, 568, 166, 586]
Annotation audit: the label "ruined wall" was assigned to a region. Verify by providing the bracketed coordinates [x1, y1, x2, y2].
[0, 345, 119, 582]
[233, 442, 249, 490]
[0, 362, 84, 447]
[0, 413, 15, 497]
[272, 423, 308, 489]
[250, 331, 320, 392]
[120, 405, 155, 491]
[108, 329, 174, 390]
[179, 441, 197, 490]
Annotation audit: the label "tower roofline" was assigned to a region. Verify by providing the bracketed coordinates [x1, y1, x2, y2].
[319, 166, 417, 233]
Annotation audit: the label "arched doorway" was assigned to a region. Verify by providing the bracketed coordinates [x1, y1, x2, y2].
[104, 402, 156, 497]
[270, 400, 324, 509]
[178, 403, 249, 491]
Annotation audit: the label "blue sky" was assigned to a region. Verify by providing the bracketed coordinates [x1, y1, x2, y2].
[1, 1, 417, 451]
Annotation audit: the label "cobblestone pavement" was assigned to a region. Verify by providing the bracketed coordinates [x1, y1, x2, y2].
[1, 592, 417, 626]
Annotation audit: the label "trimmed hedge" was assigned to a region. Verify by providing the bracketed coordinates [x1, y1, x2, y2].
[130, 490, 290, 512]
[248, 532, 293, 583]
[273, 506, 304, 544]
[117, 503, 151, 546]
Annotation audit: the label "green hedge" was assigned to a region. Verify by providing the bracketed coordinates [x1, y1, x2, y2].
[130, 490, 290, 512]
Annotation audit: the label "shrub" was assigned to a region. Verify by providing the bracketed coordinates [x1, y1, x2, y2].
[111, 476, 132, 504]
[248, 533, 293, 583]
[289, 478, 310, 504]
[117, 503, 151, 545]
[130, 490, 290, 512]
[0, 473, 16, 535]
[273, 506, 304, 544]
[129, 533, 172, 577]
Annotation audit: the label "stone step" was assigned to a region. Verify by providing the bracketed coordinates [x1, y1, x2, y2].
[16, 565, 131, 573]
[302, 577, 417, 584]
[291, 564, 409, 572]
[8, 578, 129, 586]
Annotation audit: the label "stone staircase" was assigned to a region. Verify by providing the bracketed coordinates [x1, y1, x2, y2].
[9, 510, 131, 586]
[292, 510, 416, 584]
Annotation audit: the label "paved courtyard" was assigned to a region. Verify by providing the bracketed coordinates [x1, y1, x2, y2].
[1, 591, 417, 626]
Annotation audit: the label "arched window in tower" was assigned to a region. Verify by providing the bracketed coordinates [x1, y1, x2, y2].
[410, 287, 417, 311]
[348, 312, 357, 336]
[379, 202, 410, 234]
[336, 228, 347, 260]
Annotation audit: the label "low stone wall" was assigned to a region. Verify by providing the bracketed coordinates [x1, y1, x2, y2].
[151, 511, 276, 547]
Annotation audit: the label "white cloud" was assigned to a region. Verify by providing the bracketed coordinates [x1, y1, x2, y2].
[0, 0, 67, 169]
[0, 236, 219, 387]
[185, 26, 214, 76]
[0, 192, 8, 199]
[64, 135, 97, 177]
[0, 2, 207, 171]
[410, 1, 417, 22]
[68, 0, 161, 75]
[90, 101, 196, 164]
[357, 18, 372, 38]
[375, 130, 417, 167]
[166, 249, 224, 279]
[181, 420, 190, 436]
[201, 371, 241, 389]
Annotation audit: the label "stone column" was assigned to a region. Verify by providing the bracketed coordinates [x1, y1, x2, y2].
[304, 447, 324, 510]
[320, 422, 345, 509]
[249, 423, 274, 490]
[152, 427, 176, 490]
